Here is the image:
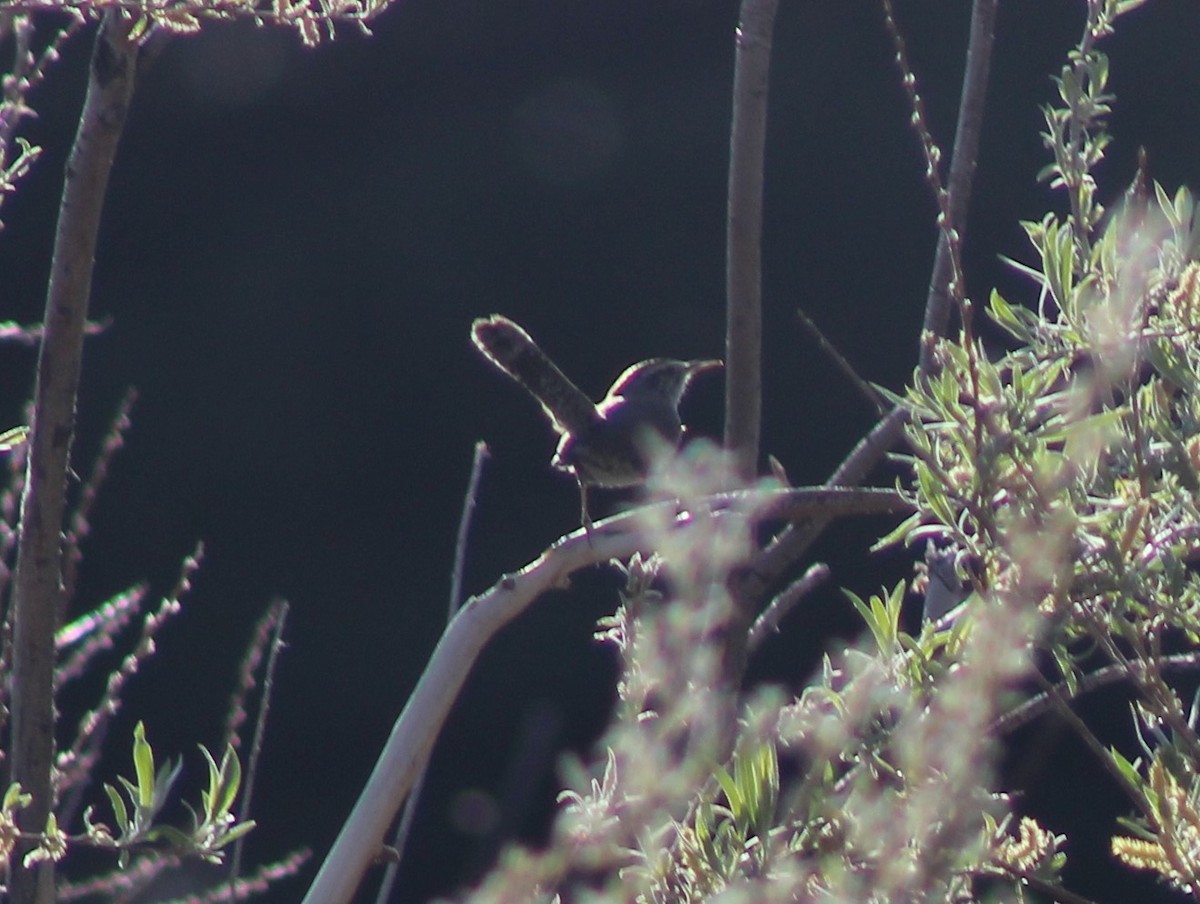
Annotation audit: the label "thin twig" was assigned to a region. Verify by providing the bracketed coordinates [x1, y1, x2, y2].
[9, 13, 137, 900]
[993, 652, 1200, 736]
[57, 547, 199, 827]
[222, 591, 286, 751]
[375, 442, 489, 904]
[1034, 672, 1150, 814]
[881, 0, 972, 347]
[747, 562, 830, 653]
[881, 0, 987, 512]
[448, 441, 489, 620]
[794, 310, 888, 414]
[61, 386, 137, 610]
[917, 0, 996, 371]
[229, 599, 290, 890]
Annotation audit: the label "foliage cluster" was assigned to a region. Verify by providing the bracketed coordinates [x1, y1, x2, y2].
[443, 2, 1200, 902]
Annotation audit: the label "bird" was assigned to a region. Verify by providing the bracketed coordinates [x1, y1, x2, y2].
[471, 314, 721, 532]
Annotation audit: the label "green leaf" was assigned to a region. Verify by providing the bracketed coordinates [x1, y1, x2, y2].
[155, 756, 184, 812]
[871, 510, 921, 552]
[1146, 340, 1200, 395]
[1108, 747, 1144, 792]
[0, 426, 29, 451]
[987, 289, 1038, 344]
[1091, 52, 1110, 93]
[133, 722, 156, 810]
[3, 783, 30, 811]
[1114, 0, 1150, 15]
[695, 801, 718, 866]
[217, 819, 256, 847]
[916, 463, 958, 530]
[713, 764, 743, 831]
[749, 743, 778, 840]
[844, 585, 905, 655]
[218, 746, 241, 815]
[845, 589, 876, 634]
[105, 784, 128, 834]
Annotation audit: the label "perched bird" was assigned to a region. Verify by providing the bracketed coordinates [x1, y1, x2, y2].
[471, 314, 721, 531]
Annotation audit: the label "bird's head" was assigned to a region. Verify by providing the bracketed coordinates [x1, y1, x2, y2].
[604, 357, 723, 407]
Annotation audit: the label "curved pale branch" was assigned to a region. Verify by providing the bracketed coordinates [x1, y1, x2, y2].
[304, 486, 909, 903]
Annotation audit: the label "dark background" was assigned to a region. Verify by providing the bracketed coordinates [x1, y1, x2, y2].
[1, 1, 1199, 901]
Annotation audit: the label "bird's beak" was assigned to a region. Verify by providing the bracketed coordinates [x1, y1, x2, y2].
[687, 359, 723, 375]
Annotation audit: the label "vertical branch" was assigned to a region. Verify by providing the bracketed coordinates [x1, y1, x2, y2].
[717, 0, 779, 736]
[734, 0, 997, 607]
[9, 12, 137, 901]
[724, 0, 778, 482]
[918, 0, 997, 372]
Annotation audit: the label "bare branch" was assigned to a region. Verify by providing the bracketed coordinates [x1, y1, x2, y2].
[734, 0, 997, 610]
[747, 562, 830, 653]
[228, 599, 290, 889]
[724, 0, 777, 481]
[10, 12, 137, 900]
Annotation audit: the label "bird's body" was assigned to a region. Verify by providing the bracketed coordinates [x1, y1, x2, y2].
[554, 360, 699, 486]
[471, 314, 720, 527]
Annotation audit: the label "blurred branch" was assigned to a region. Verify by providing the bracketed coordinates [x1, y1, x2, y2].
[720, 0, 779, 753]
[0, 0, 386, 46]
[10, 12, 138, 901]
[993, 653, 1200, 737]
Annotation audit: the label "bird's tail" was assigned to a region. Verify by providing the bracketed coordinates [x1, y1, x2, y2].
[470, 315, 597, 437]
